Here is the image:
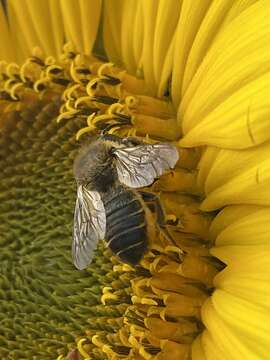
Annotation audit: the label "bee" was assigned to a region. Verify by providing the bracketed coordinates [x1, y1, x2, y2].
[72, 133, 179, 270]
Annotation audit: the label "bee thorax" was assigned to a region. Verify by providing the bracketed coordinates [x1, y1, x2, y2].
[73, 139, 117, 192]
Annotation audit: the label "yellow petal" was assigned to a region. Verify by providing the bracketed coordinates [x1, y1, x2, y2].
[200, 143, 270, 210]
[214, 251, 270, 309]
[0, 5, 15, 61]
[182, 0, 258, 96]
[197, 147, 220, 192]
[209, 204, 264, 242]
[211, 246, 270, 265]
[171, 0, 212, 107]
[192, 335, 207, 360]
[203, 291, 270, 359]
[201, 142, 270, 196]
[201, 332, 227, 360]
[179, 1, 270, 149]
[213, 207, 270, 246]
[182, 0, 233, 96]
[152, 0, 181, 92]
[60, 0, 101, 54]
[180, 73, 270, 149]
[49, 0, 64, 57]
[79, 0, 102, 54]
[103, 0, 123, 66]
[25, 0, 62, 57]
[120, 0, 140, 74]
[157, 32, 176, 98]
[202, 297, 259, 359]
[8, 0, 40, 56]
[140, 0, 159, 92]
[7, 5, 27, 63]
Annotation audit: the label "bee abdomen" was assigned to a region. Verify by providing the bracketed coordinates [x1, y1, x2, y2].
[103, 188, 147, 265]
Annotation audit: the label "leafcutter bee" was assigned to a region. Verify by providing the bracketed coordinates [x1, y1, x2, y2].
[73, 134, 179, 269]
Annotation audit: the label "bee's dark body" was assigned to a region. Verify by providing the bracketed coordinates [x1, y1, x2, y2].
[101, 184, 147, 265]
[73, 134, 179, 269]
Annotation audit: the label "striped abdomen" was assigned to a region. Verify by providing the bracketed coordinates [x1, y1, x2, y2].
[102, 185, 147, 265]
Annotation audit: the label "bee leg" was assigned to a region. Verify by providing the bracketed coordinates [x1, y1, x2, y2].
[139, 191, 176, 245]
[139, 191, 165, 224]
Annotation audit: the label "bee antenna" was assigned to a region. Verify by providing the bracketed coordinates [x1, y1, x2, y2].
[100, 123, 119, 136]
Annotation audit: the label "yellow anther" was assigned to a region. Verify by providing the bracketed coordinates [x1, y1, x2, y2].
[56, 355, 65, 360]
[69, 61, 81, 83]
[75, 96, 92, 109]
[102, 286, 113, 293]
[141, 297, 158, 305]
[108, 126, 121, 135]
[60, 103, 67, 114]
[160, 308, 167, 321]
[129, 325, 145, 338]
[165, 245, 184, 256]
[86, 113, 96, 127]
[32, 46, 43, 58]
[128, 334, 140, 348]
[150, 256, 164, 273]
[139, 346, 153, 360]
[33, 78, 50, 92]
[77, 338, 91, 359]
[74, 53, 83, 65]
[20, 61, 30, 83]
[63, 83, 81, 101]
[101, 292, 118, 305]
[45, 64, 63, 77]
[112, 265, 123, 272]
[65, 99, 76, 112]
[91, 335, 104, 348]
[97, 62, 114, 77]
[125, 95, 138, 108]
[63, 42, 74, 53]
[102, 344, 115, 357]
[10, 83, 23, 100]
[57, 109, 78, 123]
[6, 62, 19, 78]
[107, 102, 124, 115]
[122, 263, 134, 271]
[92, 113, 115, 124]
[4, 78, 16, 91]
[86, 78, 99, 96]
[76, 126, 95, 140]
[44, 56, 56, 66]
[166, 214, 177, 222]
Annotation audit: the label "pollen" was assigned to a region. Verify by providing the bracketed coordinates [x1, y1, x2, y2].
[0, 46, 223, 359]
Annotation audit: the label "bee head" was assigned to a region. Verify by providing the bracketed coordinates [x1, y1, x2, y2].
[73, 139, 117, 192]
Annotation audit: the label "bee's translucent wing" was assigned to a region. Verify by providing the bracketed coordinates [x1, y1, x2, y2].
[73, 185, 106, 270]
[113, 143, 179, 188]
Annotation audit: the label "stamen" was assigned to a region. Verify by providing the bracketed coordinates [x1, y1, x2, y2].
[77, 338, 91, 359]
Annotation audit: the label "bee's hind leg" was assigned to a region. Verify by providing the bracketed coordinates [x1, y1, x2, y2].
[139, 191, 176, 245]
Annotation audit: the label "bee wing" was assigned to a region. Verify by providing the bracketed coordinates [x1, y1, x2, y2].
[73, 185, 106, 270]
[113, 143, 179, 188]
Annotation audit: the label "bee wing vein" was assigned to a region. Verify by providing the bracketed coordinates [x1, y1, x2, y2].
[114, 143, 179, 188]
[73, 185, 106, 270]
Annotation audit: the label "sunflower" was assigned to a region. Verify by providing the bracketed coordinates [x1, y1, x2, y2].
[0, 1, 270, 359]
